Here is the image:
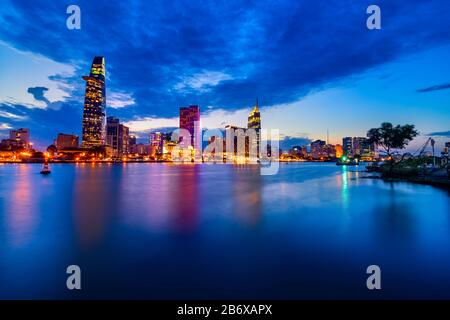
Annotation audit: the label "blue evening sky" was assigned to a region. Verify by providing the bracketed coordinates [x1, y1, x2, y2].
[0, 0, 449, 151]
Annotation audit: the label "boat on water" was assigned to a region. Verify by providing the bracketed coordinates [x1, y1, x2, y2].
[40, 161, 51, 175]
[336, 157, 359, 166]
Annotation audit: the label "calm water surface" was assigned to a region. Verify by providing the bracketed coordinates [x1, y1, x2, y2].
[0, 162, 449, 299]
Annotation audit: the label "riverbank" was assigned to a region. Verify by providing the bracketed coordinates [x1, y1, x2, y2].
[363, 168, 450, 189]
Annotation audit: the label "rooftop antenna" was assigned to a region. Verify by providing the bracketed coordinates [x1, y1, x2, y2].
[327, 129, 329, 145]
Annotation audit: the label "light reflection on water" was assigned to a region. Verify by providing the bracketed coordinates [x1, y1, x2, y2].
[0, 162, 449, 299]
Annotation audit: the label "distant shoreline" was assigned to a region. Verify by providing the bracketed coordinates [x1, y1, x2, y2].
[0, 160, 341, 164]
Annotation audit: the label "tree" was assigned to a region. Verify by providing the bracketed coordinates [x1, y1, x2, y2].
[367, 122, 419, 175]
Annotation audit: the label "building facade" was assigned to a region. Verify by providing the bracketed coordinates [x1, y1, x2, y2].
[10, 128, 30, 149]
[106, 116, 129, 158]
[247, 99, 261, 157]
[55, 133, 79, 150]
[179, 105, 201, 156]
[149, 132, 164, 155]
[81, 56, 106, 148]
[342, 137, 352, 156]
[310, 140, 327, 159]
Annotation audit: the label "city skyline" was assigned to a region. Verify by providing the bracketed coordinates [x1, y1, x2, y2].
[0, 1, 449, 152]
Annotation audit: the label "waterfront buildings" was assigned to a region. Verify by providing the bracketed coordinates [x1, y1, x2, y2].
[9, 128, 30, 149]
[106, 116, 129, 158]
[81, 56, 106, 148]
[149, 132, 164, 156]
[179, 106, 201, 157]
[224, 125, 252, 161]
[55, 133, 79, 150]
[342, 137, 352, 156]
[247, 99, 261, 156]
[342, 136, 375, 159]
[335, 144, 343, 158]
[129, 135, 137, 151]
[310, 140, 327, 159]
[0, 138, 27, 151]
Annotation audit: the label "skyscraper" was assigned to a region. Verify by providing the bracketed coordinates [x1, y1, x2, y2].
[179, 105, 201, 155]
[106, 116, 129, 157]
[310, 139, 326, 159]
[247, 99, 261, 157]
[352, 137, 374, 157]
[342, 137, 352, 156]
[81, 56, 106, 148]
[149, 132, 163, 155]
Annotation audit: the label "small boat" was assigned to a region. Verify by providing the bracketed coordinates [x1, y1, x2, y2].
[336, 157, 359, 166]
[40, 161, 51, 175]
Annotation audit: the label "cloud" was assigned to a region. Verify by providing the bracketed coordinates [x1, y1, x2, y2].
[0, 42, 76, 108]
[123, 117, 179, 133]
[0, 101, 83, 150]
[107, 92, 135, 109]
[416, 83, 450, 93]
[27, 86, 50, 104]
[27, 86, 65, 110]
[174, 71, 233, 92]
[279, 136, 312, 150]
[0, 110, 28, 121]
[1, 0, 449, 119]
[0, 122, 12, 130]
[429, 130, 450, 137]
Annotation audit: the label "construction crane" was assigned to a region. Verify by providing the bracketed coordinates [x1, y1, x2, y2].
[415, 137, 436, 168]
[416, 137, 435, 157]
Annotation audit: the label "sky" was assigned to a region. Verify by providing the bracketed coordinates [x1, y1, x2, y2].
[0, 0, 449, 152]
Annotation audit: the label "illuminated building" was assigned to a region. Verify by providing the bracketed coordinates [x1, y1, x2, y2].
[291, 146, 304, 158]
[129, 135, 137, 151]
[0, 138, 26, 151]
[106, 116, 129, 158]
[335, 144, 343, 158]
[10, 128, 30, 149]
[179, 106, 201, 156]
[310, 140, 326, 159]
[342, 137, 352, 156]
[247, 99, 261, 157]
[81, 56, 106, 148]
[55, 133, 79, 150]
[352, 137, 374, 158]
[224, 125, 258, 162]
[149, 132, 163, 155]
[324, 144, 336, 159]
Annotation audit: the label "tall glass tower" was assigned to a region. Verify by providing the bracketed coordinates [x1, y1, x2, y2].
[81, 56, 106, 148]
[247, 98, 261, 157]
[179, 105, 201, 155]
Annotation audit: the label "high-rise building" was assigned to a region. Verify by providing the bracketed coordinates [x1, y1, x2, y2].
[224, 125, 253, 161]
[55, 133, 79, 150]
[342, 137, 352, 156]
[120, 124, 130, 156]
[179, 105, 201, 155]
[106, 117, 129, 157]
[310, 140, 327, 159]
[247, 99, 261, 157]
[149, 132, 163, 155]
[129, 135, 136, 150]
[81, 56, 106, 148]
[291, 146, 303, 157]
[352, 137, 374, 157]
[324, 144, 336, 158]
[10, 128, 30, 149]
